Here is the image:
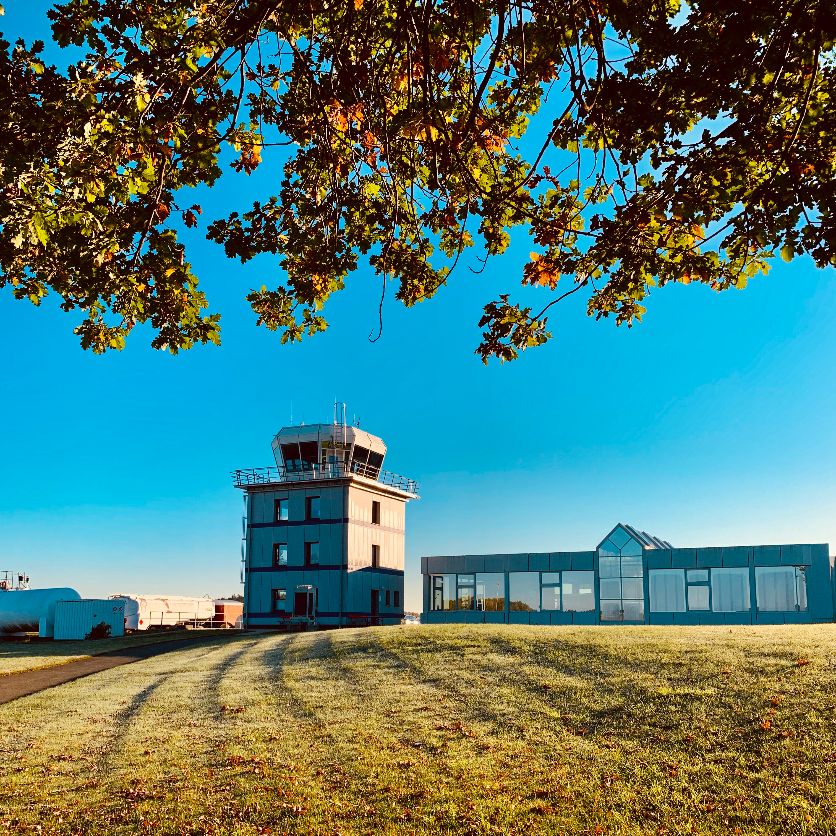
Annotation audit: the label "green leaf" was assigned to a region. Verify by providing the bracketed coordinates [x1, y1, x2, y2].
[31, 214, 48, 246]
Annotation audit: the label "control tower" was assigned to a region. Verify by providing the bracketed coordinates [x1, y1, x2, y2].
[232, 412, 419, 628]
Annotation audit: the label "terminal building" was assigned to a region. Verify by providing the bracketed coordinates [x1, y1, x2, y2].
[234, 417, 418, 628]
[421, 523, 835, 625]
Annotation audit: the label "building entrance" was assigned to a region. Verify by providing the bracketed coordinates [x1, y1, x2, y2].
[293, 585, 317, 621]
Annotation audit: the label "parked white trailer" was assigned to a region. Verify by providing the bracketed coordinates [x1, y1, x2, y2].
[110, 594, 215, 630]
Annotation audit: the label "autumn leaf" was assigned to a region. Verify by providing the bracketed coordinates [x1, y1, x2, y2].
[523, 253, 560, 289]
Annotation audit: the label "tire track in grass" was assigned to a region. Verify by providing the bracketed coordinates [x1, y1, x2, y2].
[272, 629, 556, 834]
[59, 637, 257, 835]
[89, 639, 258, 835]
[186, 631, 359, 835]
[98, 638, 255, 766]
[204, 629, 452, 834]
[270, 629, 432, 833]
[0, 638, 249, 835]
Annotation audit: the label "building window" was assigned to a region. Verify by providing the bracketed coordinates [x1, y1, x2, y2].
[275, 498, 289, 521]
[371, 544, 380, 568]
[755, 566, 807, 612]
[509, 572, 540, 612]
[394, 590, 400, 608]
[431, 575, 455, 611]
[306, 496, 321, 520]
[688, 585, 710, 611]
[541, 572, 561, 611]
[649, 570, 686, 612]
[475, 573, 505, 612]
[304, 541, 319, 566]
[372, 501, 381, 525]
[686, 569, 710, 611]
[598, 529, 645, 622]
[272, 588, 286, 611]
[385, 589, 391, 606]
[561, 571, 595, 612]
[457, 574, 476, 610]
[273, 543, 288, 567]
[711, 567, 751, 612]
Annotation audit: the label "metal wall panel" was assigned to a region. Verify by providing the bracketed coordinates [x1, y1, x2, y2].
[483, 555, 507, 573]
[646, 551, 671, 570]
[753, 545, 781, 566]
[670, 548, 697, 568]
[722, 546, 751, 567]
[805, 544, 834, 620]
[696, 548, 722, 568]
[754, 545, 780, 565]
[507, 554, 530, 572]
[462, 555, 486, 574]
[571, 551, 594, 570]
[424, 555, 447, 574]
[549, 552, 571, 571]
[53, 600, 125, 641]
[528, 553, 550, 572]
[778, 544, 804, 565]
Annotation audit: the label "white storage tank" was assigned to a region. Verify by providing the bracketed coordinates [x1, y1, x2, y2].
[0, 588, 81, 634]
[53, 599, 125, 641]
[110, 594, 215, 630]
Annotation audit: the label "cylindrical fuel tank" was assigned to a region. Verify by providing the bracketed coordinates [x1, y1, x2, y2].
[0, 588, 82, 633]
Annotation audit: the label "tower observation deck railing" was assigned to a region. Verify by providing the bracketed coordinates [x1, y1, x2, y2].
[232, 463, 419, 496]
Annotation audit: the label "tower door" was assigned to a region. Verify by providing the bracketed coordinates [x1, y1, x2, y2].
[370, 589, 379, 625]
[294, 586, 317, 619]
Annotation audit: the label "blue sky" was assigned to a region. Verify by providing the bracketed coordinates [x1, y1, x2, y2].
[2, 4, 836, 611]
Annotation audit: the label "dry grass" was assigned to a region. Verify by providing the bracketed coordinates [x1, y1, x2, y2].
[0, 630, 204, 676]
[0, 624, 834, 835]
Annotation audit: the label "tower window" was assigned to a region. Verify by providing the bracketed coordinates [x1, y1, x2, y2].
[306, 496, 321, 520]
[305, 541, 319, 566]
[371, 545, 380, 568]
[385, 589, 391, 606]
[372, 501, 381, 525]
[275, 498, 289, 521]
[272, 589, 286, 611]
[394, 590, 400, 608]
[273, 543, 288, 567]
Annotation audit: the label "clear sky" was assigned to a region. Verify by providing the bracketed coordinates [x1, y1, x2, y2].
[2, 3, 836, 611]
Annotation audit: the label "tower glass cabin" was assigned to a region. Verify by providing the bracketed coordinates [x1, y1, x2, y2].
[233, 423, 419, 628]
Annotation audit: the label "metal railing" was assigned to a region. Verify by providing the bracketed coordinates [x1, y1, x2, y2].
[145, 611, 240, 629]
[232, 462, 419, 495]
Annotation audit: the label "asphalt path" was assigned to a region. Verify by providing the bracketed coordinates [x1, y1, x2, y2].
[0, 636, 222, 705]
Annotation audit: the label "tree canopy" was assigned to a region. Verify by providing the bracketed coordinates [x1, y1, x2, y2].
[1, 1, 834, 360]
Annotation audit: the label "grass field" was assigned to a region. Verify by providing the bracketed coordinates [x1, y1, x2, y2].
[0, 630, 207, 676]
[0, 624, 834, 835]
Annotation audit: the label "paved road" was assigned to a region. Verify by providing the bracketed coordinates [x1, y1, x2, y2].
[0, 637, 219, 705]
